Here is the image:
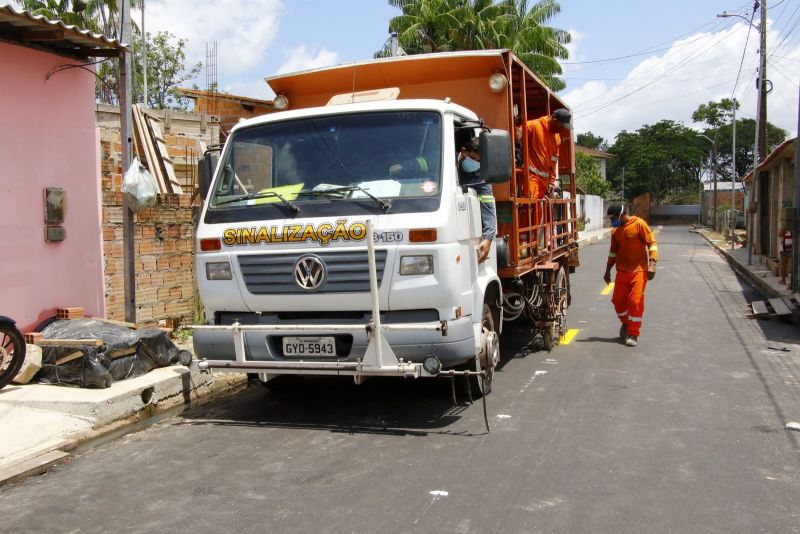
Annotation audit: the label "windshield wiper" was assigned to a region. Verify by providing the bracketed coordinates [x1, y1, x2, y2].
[297, 186, 390, 211]
[215, 191, 300, 213]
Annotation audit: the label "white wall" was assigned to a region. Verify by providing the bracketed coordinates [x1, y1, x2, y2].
[577, 194, 605, 232]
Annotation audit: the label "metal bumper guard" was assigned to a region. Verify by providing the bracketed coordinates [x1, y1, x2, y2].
[191, 319, 448, 378]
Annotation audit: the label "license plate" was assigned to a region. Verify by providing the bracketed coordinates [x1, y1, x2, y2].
[282, 336, 336, 357]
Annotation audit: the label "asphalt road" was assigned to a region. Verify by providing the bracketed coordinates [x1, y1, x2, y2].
[2, 226, 799, 533]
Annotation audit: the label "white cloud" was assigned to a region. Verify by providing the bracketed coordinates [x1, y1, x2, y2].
[275, 45, 340, 75]
[224, 78, 274, 100]
[140, 0, 284, 77]
[562, 21, 800, 143]
[562, 28, 584, 76]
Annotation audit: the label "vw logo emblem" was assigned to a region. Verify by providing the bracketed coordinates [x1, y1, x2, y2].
[294, 254, 326, 291]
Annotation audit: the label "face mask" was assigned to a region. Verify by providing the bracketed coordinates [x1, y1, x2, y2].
[611, 218, 622, 228]
[461, 156, 480, 173]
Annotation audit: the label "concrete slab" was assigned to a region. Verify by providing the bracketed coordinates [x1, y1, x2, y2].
[0, 404, 91, 467]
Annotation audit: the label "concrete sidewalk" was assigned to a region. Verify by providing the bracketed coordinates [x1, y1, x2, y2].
[694, 226, 799, 304]
[0, 228, 611, 488]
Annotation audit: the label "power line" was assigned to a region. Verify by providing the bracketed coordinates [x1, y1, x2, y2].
[730, 7, 757, 101]
[562, 14, 740, 77]
[769, 0, 800, 58]
[575, 27, 740, 119]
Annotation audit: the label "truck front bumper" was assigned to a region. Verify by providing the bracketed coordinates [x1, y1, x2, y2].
[191, 316, 477, 378]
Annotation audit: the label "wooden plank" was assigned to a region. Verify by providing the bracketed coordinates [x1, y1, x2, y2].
[55, 350, 84, 365]
[133, 105, 168, 193]
[40, 340, 102, 348]
[0, 450, 69, 488]
[89, 317, 137, 329]
[751, 301, 769, 316]
[146, 114, 183, 194]
[108, 347, 137, 359]
[768, 298, 792, 316]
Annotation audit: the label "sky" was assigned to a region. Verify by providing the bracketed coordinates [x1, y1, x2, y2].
[12, 0, 800, 143]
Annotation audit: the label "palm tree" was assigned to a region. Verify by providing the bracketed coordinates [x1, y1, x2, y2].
[386, 0, 570, 91]
[19, 0, 140, 37]
[387, 0, 462, 54]
[498, 0, 570, 91]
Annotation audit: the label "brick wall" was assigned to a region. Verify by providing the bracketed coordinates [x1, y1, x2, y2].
[98, 106, 219, 325]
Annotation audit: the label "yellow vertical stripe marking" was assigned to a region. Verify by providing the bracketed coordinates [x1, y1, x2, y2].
[601, 282, 614, 295]
[560, 328, 579, 345]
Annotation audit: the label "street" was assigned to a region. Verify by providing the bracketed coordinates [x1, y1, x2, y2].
[2, 225, 799, 533]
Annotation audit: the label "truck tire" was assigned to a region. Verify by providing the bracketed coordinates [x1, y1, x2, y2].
[467, 303, 498, 397]
[0, 323, 25, 390]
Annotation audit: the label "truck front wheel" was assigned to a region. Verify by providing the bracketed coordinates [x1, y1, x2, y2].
[466, 303, 498, 397]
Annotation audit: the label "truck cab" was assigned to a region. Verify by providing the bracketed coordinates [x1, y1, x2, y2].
[193, 97, 509, 391]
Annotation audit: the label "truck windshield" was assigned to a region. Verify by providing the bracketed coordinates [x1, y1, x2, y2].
[208, 111, 442, 211]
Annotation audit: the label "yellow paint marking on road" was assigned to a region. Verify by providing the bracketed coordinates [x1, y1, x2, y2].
[560, 328, 580, 345]
[601, 282, 614, 295]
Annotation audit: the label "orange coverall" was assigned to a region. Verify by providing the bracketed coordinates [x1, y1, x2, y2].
[524, 116, 562, 199]
[607, 216, 659, 337]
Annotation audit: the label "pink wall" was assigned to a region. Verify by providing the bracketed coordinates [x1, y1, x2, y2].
[0, 42, 105, 332]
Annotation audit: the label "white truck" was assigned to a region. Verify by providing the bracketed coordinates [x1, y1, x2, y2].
[192, 50, 577, 395]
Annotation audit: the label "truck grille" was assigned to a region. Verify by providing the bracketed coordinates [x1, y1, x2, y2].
[238, 250, 388, 294]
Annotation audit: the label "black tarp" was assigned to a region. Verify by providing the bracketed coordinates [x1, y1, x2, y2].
[34, 318, 190, 388]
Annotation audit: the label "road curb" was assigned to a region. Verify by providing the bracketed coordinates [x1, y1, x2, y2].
[578, 228, 611, 248]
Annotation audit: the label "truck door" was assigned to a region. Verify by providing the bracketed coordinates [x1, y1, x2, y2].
[453, 123, 483, 312]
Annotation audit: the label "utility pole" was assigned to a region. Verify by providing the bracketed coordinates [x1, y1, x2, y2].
[699, 156, 704, 225]
[731, 103, 737, 248]
[757, 0, 768, 159]
[621, 166, 625, 201]
[712, 136, 718, 230]
[748, 1, 768, 266]
[120, 0, 136, 322]
[142, 0, 148, 106]
[792, 86, 800, 291]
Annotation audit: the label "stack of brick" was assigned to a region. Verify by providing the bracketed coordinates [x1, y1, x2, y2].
[97, 105, 219, 326]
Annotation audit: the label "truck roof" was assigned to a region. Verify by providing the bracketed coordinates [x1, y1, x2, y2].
[230, 98, 478, 134]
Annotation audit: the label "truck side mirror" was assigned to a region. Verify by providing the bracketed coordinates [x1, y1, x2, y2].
[479, 130, 512, 184]
[197, 150, 220, 201]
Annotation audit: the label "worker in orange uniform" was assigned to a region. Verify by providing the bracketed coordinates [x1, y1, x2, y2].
[602, 204, 658, 347]
[519, 108, 572, 199]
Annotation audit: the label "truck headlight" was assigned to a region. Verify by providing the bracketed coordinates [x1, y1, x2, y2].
[206, 261, 232, 280]
[399, 255, 433, 275]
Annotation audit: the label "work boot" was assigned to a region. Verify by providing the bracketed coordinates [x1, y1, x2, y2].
[625, 336, 638, 347]
[619, 324, 627, 339]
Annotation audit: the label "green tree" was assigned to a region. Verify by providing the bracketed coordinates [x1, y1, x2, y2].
[575, 151, 610, 197]
[385, 0, 570, 91]
[576, 131, 606, 150]
[21, 1, 199, 109]
[498, 0, 570, 91]
[710, 118, 787, 181]
[607, 120, 706, 205]
[20, 0, 140, 37]
[96, 30, 201, 109]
